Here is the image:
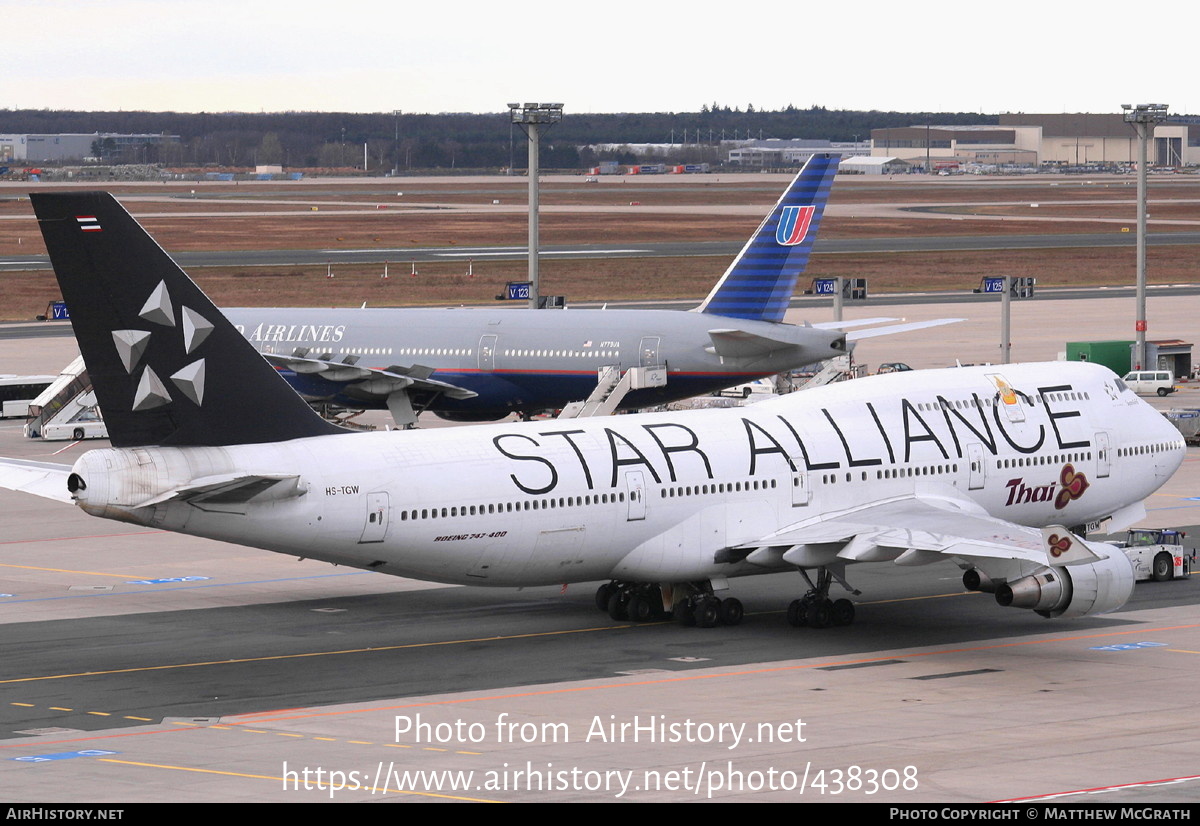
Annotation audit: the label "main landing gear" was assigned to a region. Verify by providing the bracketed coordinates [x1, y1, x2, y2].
[595, 581, 744, 628]
[595, 567, 858, 630]
[787, 566, 859, 629]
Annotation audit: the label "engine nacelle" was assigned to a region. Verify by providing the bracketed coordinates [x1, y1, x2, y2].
[433, 409, 507, 422]
[962, 568, 999, 593]
[994, 542, 1134, 619]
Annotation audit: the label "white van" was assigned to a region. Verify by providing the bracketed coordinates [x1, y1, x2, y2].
[1122, 370, 1176, 397]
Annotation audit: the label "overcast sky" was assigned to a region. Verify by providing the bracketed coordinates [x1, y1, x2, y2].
[5, 0, 1192, 116]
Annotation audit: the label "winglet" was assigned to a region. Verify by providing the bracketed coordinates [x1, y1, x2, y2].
[30, 192, 343, 448]
[696, 153, 839, 323]
[1041, 526, 1102, 566]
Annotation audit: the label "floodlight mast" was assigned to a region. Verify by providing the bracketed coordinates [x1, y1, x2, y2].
[508, 102, 565, 309]
[1122, 103, 1169, 370]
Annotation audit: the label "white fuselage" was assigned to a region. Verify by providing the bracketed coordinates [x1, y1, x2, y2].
[68, 362, 1185, 588]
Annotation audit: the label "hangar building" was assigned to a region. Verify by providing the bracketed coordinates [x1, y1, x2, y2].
[0, 133, 180, 164]
[870, 113, 1197, 169]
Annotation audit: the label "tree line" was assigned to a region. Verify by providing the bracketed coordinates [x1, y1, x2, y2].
[1, 107, 995, 170]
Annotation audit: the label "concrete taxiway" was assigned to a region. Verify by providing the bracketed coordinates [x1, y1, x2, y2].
[5, 233, 1200, 273]
[1, 293, 1200, 803]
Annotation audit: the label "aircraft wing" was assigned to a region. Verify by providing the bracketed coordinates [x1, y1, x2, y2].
[263, 353, 477, 401]
[740, 484, 1105, 569]
[0, 458, 73, 503]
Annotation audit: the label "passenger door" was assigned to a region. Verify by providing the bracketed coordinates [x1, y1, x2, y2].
[359, 492, 390, 543]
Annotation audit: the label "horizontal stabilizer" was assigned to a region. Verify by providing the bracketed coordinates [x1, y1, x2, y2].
[707, 328, 801, 359]
[0, 458, 72, 503]
[132, 472, 305, 509]
[846, 318, 966, 341]
[810, 317, 898, 330]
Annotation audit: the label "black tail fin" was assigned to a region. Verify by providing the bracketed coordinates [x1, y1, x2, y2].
[30, 191, 343, 448]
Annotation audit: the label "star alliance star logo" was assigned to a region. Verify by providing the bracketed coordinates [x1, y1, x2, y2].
[111, 280, 213, 411]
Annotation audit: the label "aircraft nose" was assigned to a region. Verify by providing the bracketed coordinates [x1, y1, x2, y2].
[1148, 406, 1188, 474]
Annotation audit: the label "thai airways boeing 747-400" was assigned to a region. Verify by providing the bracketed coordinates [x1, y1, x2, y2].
[0, 189, 1180, 629]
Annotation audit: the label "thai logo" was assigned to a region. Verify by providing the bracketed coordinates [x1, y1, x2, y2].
[776, 205, 816, 246]
[1054, 464, 1089, 509]
[1047, 532, 1073, 558]
[1003, 463, 1090, 509]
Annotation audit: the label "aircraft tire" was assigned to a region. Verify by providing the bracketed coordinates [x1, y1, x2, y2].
[1153, 552, 1174, 582]
[832, 599, 856, 626]
[595, 583, 614, 612]
[787, 598, 808, 627]
[719, 597, 744, 627]
[694, 597, 720, 628]
[628, 594, 655, 623]
[607, 591, 630, 621]
[806, 599, 833, 629]
[675, 599, 696, 626]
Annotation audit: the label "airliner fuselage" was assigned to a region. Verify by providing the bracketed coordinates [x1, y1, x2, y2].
[69, 362, 1183, 591]
[223, 306, 846, 420]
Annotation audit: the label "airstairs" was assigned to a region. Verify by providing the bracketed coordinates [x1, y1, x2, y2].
[558, 365, 668, 419]
[787, 355, 857, 392]
[24, 356, 107, 440]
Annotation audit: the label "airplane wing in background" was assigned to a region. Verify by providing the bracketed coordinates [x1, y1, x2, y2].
[263, 352, 478, 401]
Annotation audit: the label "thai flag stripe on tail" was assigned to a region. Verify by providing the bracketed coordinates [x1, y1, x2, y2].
[76, 215, 102, 232]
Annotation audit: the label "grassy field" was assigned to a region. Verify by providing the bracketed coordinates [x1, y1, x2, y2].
[1, 172, 1196, 319]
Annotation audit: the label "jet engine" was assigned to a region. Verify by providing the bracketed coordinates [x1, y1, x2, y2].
[962, 568, 998, 593]
[993, 543, 1134, 619]
[434, 410, 508, 422]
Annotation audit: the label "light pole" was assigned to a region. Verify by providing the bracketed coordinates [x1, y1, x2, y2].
[508, 102, 564, 309]
[393, 110, 401, 176]
[1122, 103, 1169, 370]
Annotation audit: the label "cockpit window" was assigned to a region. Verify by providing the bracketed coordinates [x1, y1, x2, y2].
[1114, 378, 1128, 393]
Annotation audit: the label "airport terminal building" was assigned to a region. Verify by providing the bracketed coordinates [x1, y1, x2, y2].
[870, 113, 1198, 170]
